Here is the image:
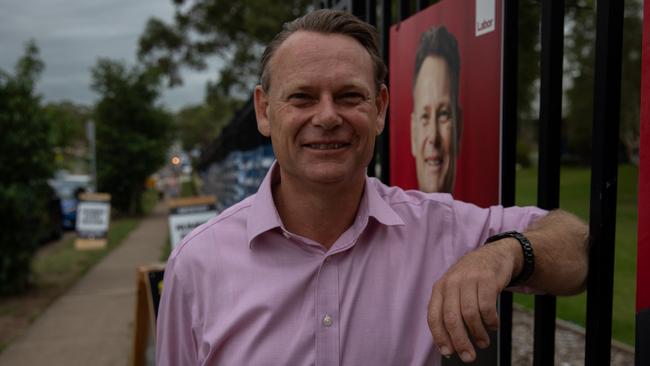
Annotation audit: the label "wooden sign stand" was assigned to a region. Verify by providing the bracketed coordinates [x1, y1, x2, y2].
[132, 263, 165, 366]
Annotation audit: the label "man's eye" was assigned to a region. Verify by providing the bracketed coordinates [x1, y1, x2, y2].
[339, 92, 365, 104]
[288, 93, 314, 106]
[419, 113, 430, 124]
[289, 93, 310, 100]
[437, 109, 451, 123]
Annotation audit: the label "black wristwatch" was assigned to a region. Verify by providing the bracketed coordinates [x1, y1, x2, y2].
[485, 231, 535, 287]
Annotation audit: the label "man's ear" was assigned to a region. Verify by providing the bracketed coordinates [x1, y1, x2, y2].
[375, 84, 389, 135]
[254, 85, 271, 137]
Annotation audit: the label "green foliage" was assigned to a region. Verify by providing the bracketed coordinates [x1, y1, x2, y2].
[619, 0, 643, 163]
[514, 1, 642, 166]
[42, 101, 90, 171]
[174, 101, 231, 152]
[563, 0, 642, 164]
[0, 40, 54, 295]
[517, 1, 541, 125]
[137, 0, 311, 96]
[564, 2, 597, 164]
[0, 185, 43, 295]
[91, 59, 173, 215]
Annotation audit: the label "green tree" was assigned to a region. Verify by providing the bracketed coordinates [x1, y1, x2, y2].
[619, 0, 643, 164]
[138, 0, 310, 96]
[564, 1, 596, 164]
[43, 101, 90, 171]
[175, 97, 233, 154]
[564, 0, 642, 164]
[91, 59, 173, 215]
[0, 40, 54, 294]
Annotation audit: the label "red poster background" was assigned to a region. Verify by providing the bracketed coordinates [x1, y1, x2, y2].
[389, 0, 502, 208]
[636, 0, 650, 312]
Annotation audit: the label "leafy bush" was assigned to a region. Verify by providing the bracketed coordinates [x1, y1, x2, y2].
[0, 41, 54, 295]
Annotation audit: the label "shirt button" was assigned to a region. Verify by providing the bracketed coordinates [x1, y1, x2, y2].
[322, 314, 333, 327]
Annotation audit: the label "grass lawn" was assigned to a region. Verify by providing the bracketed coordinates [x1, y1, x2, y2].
[31, 217, 139, 290]
[513, 164, 638, 345]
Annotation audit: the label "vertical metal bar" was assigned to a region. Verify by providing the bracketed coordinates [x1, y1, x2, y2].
[348, 0, 375, 176]
[366, 0, 377, 26]
[584, 0, 624, 364]
[351, 0, 367, 20]
[534, 0, 564, 365]
[499, 1, 519, 364]
[379, 0, 392, 184]
[393, 0, 409, 180]
[398, 0, 411, 21]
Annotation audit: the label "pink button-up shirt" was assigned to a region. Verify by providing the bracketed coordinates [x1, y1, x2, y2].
[157, 164, 546, 366]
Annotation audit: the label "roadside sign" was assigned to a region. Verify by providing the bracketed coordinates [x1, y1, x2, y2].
[75, 192, 111, 250]
[168, 196, 217, 251]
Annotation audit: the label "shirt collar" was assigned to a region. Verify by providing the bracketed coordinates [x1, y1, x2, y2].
[363, 177, 405, 227]
[246, 161, 284, 247]
[246, 161, 405, 248]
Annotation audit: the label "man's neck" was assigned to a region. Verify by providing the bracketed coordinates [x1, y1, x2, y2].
[273, 170, 366, 250]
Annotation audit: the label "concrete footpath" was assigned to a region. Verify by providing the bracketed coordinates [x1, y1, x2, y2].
[0, 202, 168, 366]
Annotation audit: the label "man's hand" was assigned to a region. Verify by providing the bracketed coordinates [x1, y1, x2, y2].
[427, 209, 588, 363]
[427, 239, 520, 362]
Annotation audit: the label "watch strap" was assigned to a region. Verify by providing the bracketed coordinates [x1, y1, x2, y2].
[485, 231, 535, 287]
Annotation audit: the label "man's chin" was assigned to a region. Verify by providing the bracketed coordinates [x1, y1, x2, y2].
[417, 176, 442, 193]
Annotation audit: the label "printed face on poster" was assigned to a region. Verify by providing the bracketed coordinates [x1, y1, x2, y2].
[389, 0, 503, 207]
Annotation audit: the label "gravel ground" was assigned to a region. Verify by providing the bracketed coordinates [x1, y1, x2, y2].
[511, 306, 634, 365]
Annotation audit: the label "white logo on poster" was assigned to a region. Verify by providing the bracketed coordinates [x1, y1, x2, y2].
[476, 0, 495, 37]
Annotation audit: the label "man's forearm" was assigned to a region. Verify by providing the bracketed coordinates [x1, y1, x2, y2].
[427, 208, 589, 362]
[517, 209, 589, 295]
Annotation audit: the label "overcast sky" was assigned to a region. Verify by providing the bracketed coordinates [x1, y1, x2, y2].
[0, 0, 219, 111]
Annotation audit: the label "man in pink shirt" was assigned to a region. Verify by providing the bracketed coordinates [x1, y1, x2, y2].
[156, 9, 588, 365]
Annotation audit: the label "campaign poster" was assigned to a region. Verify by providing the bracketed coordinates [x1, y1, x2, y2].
[389, 0, 503, 207]
[168, 196, 217, 250]
[75, 192, 111, 250]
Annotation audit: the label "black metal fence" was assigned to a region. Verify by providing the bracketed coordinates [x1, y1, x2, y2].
[318, 0, 625, 365]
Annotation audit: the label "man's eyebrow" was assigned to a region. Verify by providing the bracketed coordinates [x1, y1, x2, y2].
[418, 105, 432, 116]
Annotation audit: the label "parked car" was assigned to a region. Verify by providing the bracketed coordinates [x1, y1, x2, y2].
[48, 174, 91, 230]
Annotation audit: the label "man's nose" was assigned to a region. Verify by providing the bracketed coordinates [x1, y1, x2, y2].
[312, 95, 342, 130]
[424, 119, 440, 146]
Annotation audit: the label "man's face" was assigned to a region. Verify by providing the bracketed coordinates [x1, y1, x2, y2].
[254, 31, 388, 188]
[411, 56, 454, 193]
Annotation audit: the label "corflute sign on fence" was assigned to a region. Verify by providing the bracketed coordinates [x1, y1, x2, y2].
[168, 196, 217, 251]
[75, 192, 111, 250]
[389, 0, 502, 208]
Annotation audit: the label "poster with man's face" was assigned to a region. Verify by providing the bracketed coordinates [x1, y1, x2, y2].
[389, 0, 502, 208]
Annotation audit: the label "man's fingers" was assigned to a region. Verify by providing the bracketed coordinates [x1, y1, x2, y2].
[459, 282, 490, 349]
[427, 287, 453, 358]
[442, 281, 476, 363]
[478, 282, 500, 331]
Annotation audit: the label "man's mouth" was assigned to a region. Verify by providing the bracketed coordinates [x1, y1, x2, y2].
[304, 143, 349, 150]
[424, 156, 443, 167]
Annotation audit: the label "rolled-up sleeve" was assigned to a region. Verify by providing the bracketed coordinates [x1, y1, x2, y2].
[156, 254, 198, 366]
[450, 200, 548, 258]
